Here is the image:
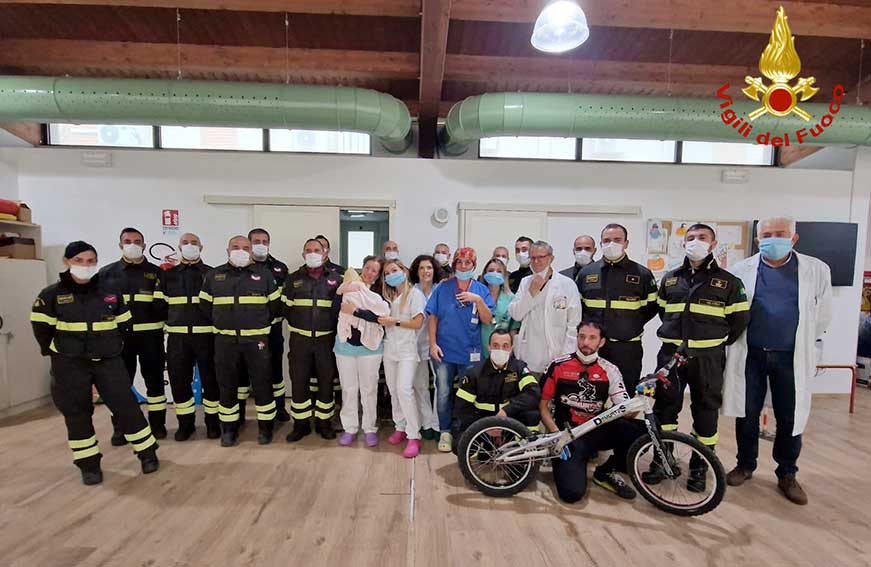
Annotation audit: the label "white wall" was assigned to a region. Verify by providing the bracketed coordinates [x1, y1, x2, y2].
[0, 151, 18, 201]
[6, 145, 869, 393]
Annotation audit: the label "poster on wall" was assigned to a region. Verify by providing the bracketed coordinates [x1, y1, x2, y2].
[644, 219, 750, 280]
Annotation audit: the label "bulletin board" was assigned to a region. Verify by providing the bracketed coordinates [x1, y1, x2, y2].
[644, 219, 750, 280]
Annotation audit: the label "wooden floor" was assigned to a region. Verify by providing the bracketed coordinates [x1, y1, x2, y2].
[1, 390, 870, 567]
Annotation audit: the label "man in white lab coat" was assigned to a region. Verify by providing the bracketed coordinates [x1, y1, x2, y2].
[723, 216, 832, 505]
[509, 240, 582, 373]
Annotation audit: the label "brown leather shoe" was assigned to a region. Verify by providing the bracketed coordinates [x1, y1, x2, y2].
[726, 467, 753, 486]
[778, 475, 808, 505]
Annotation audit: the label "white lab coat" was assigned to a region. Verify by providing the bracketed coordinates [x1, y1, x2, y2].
[723, 252, 833, 435]
[509, 270, 582, 372]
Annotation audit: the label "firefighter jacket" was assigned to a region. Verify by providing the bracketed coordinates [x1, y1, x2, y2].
[281, 266, 342, 338]
[154, 260, 213, 334]
[255, 255, 288, 325]
[198, 262, 281, 342]
[31, 271, 133, 359]
[577, 255, 659, 342]
[656, 255, 750, 351]
[98, 258, 165, 333]
[453, 356, 541, 428]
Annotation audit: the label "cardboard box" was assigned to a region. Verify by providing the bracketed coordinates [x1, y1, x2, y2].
[0, 237, 36, 259]
[16, 203, 32, 224]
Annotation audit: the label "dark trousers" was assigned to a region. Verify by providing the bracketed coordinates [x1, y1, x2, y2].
[166, 333, 219, 428]
[288, 334, 337, 426]
[552, 418, 645, 503]
[735, 348, 802, 478]
[600, 340, 644, 395]
[268, 323, 287, 409]
[51, 354, 157, 472]
[653, 345, 725, 446]
[214, 337, 275, 434]
[121, 330, 167, 427]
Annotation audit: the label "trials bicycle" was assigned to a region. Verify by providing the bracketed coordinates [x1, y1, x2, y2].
[456, 348, 726, 516]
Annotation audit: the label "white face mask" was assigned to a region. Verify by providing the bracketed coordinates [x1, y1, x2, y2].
[684, 239, 711, 262]
[229, 249, 250, 267]
[252, 243, 269, 260]
[574, 250, 593, 266]
[516, 251, 530, 267]
[122, 243, 143, 261]
[181, 244, 201, 262]
[490, 349, 511, 367]
[384, 251, 400, 261]
[304, 253, 324, 269]
[577, 351, 598, 365]
[600, 242, 625, 261]
[434, 253, 449, 266]
[69, 265, 98, 282]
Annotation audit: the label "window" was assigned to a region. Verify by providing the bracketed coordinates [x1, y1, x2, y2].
[270, 129, 370, 155]
[681, 141, 774, 166]
[479, 136, 576, 160]
[160, 126, 263, 151]
[340, 210, 389, 270]
[48, 124, 154, 148]
[347, 231, 375, 269]
[581, 138, 676, 163]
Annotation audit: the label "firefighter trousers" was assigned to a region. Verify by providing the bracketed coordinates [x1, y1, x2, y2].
[600, 340, 644, 395]
[51, 354, 157, 472]
[215, 336, 275, 435]
[288, 334, 336, 427]
[237, 323, 286, 416]
[121, 330, 167, 429]
[166, 333, 219, 429]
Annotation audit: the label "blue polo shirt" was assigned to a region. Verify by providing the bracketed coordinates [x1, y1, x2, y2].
[425, 278, 494, 365]
[747, 254, 799, 351]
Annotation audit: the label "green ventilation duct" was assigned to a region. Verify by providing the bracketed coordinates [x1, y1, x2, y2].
[440, 92, 871, 156]
[0, 76, 412, 152]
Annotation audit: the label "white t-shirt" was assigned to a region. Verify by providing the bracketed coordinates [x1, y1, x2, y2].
[383, 286, 427, 362]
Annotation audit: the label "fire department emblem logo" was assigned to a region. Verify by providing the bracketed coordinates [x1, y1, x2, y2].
[742, 6, 818, 121]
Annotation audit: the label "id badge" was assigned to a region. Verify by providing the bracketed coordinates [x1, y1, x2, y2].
[470, 351, 481, 363]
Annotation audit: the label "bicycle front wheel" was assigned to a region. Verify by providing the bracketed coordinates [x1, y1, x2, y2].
[457, 416, 539, 497]
[627, 430, 726, 517]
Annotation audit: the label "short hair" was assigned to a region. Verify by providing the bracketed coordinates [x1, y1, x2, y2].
[757, 216, 796, 235]
[227, 234, 248, 245]
[576, 320, 607, 341]
[315, 234, 331, 249]
[687, 223, 716, 240]
[248, 228, 270, 240]
[362, 255, 383, 269]
[601, 223, 628, 240]
[119, 227, 143, 241]
[489, 328, 514, 344]
[434, 242, 449, 251]
[530, 240, 553, 255]
[303, 238, 323, 249]
[515, 236, 534, 245]
[410, 254, 444, 284]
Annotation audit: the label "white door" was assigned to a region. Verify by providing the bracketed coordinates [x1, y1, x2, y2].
[253, 205, 341, 272]
[461, 210, 547, 272]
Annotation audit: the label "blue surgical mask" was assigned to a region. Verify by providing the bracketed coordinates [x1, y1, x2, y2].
[483, 272, 504, 287]
[759, 237, 793, 261]
[456, 269, 475, 281]
[384, 271, 406, 288]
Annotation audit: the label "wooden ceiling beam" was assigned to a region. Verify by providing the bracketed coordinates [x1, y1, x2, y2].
[451, 0, 871, 39]
[778, 145, 823, 167]
[0, 0, 422, 17]
[0, 123, 43, 146]
[418, 0, 452, 158]
[0, 39, 420, 81]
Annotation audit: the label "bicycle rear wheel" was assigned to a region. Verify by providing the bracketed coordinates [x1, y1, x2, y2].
[627, 430, 726, 517]
[457, 416, 539, 497]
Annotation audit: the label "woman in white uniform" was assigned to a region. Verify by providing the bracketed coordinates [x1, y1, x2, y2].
[410, 254, 441, 440]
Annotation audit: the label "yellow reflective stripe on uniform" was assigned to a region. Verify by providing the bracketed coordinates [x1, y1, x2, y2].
[610, 332, 643, 342]
[273, 382, 286, 396]
[153, 290, 165, 300]
[56, 321, 88, 331]
[692, 431, 720, 446]
[191, 325, 213, 333]
[131, 433, 157, 453]
[314, 410, 334, 420]
[663, 303, 686, 313]
[286, 324, 333, 337]
[474, 401, 497, 411]
[315, 399, 334, 410]
[660, 336, 727, 348]
[256, 401, 277, 420]
[271, 317, 283, 325]
[267, 289, 281, 302]
[238, 296, 268, 305]
[582, 298, 607, 308]
[725, 301, 750, 314]
[610, 300, 643, 310]
[456, 388, 476, 403]
[293, 299, 314, 307]
[237, 387, 250, 400]
[133, 293, 154, 302]
[527, 424, 541, 432]
[165, 295, 194, 305]
[68, 436, 97, 449]
[123, 294, 131, 302]
[133, 322, 165, 332]
[30, 312, 57, 325]
[657, 297, 668, 308]
[316, 300, 333, 308]
[291, 409, 313, 420]
[198, 291, 213, 302]
[72, 445, 101, 460]
[290, 400, 311, 410]
[115, 311, 132, 323]
[219, 403, 240, 422]
[202, 399, 220, 414]
[646, 291, 658, 302]
[175, 397, 197, 415]
[213, 297, 234, 305]
[282, 297, 294, 306]
[518, 375, 538, 390]
[661, 423, 679, 431]
[49, 339, 58, 353]
[92, 321, 119, 331]
[125, 426, 157, 452]
[689, 303, 725, 317]
[240, 327, 271, 336]
[175, 398, 195, 408]
[147, 395, 167, 411]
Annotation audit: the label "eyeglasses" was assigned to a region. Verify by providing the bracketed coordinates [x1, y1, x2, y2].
[530, 254, 551, 261]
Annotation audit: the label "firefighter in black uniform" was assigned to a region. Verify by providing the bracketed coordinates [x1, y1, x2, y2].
[451, 329, 541, 452]
[559, 234, 596, 283]
[316, 234, 345, 404]
[284, 238, 341, 442]
[316, 234, 345, 274]
[577, 224, 658, 394]
[508, 236, 534, 293]
[646, 223, 750, 491]
[199, 235, 281, 446]
[31, 241, 159, 485]
[154, 232, 220, 441]
[248, 228, 291, 423]
[99, 227, 167, 443]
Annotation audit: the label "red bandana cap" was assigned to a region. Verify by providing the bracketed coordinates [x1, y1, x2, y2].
[452, 247, 477, 270]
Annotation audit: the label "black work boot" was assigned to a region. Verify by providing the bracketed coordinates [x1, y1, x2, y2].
[174, 416, 196, 442]
[286, 421, 312, 443]
[138, 448, 160, 474]
[276, 402, 291, 423]
[687, 452, 709, 493]
[81, 468, 103, 486]
[258, 421, 275, 445]
[150, 410, 168, 440]
[110, 428, 127, 446]
[316, 418, 336, 440]
[221, 424, 239, 447]
[205, 415, 221, 439]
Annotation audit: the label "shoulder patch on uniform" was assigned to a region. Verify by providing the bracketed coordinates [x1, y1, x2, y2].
[585, 274, 599, 283]
[710, 278, 728, 289]
[665, 277, 678, 287]
[250, 274, 261, 281]
[504, 372, 518, 383]
[103, 294, 118, 304]
[274, 267, 283, 272]
[57, 294, 74, 305]
[214, 273, 227, 281]
[144, 273, 157, 280]
[292, 279, 304, 288]
[33, 297, 44, 308]
[625, 274, 640, 284]
[327, 279, 337, 287]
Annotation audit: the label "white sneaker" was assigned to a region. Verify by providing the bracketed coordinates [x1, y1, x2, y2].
[438, 432, 452, 453]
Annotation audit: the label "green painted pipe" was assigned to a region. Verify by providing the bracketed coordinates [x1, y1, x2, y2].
[0, 76, 412, 152]
[441, 92, 871, 156]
